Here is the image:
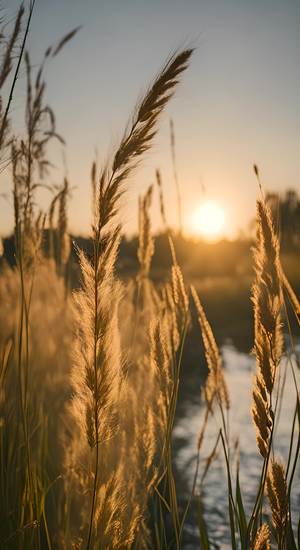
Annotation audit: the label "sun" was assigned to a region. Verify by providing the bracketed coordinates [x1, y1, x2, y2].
[192, 201, 225, 240]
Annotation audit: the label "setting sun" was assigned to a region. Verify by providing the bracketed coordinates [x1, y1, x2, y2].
[192, 201, 225, 239]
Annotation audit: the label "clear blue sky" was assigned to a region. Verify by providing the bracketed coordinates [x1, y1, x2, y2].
[1, 0, 300, 238]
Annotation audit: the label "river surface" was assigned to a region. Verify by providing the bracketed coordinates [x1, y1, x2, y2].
[174, 340, 300, 549]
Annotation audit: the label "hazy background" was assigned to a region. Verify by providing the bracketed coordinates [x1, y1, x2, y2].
[1, 0, 300, 238]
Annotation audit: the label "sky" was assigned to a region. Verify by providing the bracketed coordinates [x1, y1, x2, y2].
[1, 0, 300, 239]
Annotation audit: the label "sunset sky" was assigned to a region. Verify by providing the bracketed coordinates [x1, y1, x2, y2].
[1, 0, 300, 239]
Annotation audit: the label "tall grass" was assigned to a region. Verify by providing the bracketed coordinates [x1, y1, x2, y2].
[0, 8, 299, 550]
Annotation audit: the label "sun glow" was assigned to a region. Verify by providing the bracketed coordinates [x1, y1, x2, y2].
[192, 201, 225, 240]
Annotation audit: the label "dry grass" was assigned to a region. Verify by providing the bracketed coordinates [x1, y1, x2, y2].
[253, 524, 271, 550]
[0, 8, 299, 550]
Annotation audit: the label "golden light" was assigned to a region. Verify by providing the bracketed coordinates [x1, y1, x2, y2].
[192, 201, 225, 240]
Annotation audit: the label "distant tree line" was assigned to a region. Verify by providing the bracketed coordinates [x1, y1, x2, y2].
[1, 188, 299, 283]
[266, 189, 300, 248]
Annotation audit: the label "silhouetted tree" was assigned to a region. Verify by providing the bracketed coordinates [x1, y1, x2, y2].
[266, 189, 300, 248]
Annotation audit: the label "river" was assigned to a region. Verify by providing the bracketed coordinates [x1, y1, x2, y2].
[174, 340, 300, 549]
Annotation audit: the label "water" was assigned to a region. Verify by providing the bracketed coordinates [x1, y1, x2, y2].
[174, 341, 300, 548]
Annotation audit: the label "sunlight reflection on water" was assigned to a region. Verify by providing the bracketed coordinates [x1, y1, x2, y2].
[174, 341, 300, 549]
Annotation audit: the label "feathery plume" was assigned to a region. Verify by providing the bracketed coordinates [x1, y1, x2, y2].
[68, 47, 194, 548]
[155, 168, 167, 229]
[91, 160, 97, 220]
[137, 185, 154, 278]
[48, 190, 60, 262]
[169, 237, 189, 320]
[191, 285, 229, 410]
[58, 177, 71, 268]
[170, 119, 182, 234]
[251, 199, 283, 457]
[253, 524, 271, 550]
[251, 377, 272, 458]
[52, 26, 81, 57]
[252, 200, 283, 393]
[0, 5, 24, 89]
[111, 49, 193, 192]
[266, 460, 288, 541]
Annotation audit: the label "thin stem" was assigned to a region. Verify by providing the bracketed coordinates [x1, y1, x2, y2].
[286, 401, 298, 479]
[86, 239, 100, 550]
[220, 430, 237, 550]
[129, 276, 142, 360]
[287, 397, 300, 497]
[170, 120, 182, 235]
[17, 241, 36, 539]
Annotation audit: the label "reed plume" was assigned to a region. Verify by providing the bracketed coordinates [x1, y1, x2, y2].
[0, 3, 27, 154]
[266, 460, 288, 546]
[150, 316, 172, 428]
[112, 49, 193, 190]
[48, 190, 60, 263]
[12, 49, 64, 268]
[91, 160, 97, 220]
[251, 198, 283, 457]
[125, 182, 159, 363]
[170, 119, 182, 235]
[251, 376, 272, 458]
[252, 199, 283, 394]
[52, 26, 81, 57]
[57, 177, 71, 271]
[68, 47, 193, 549]
[137, 184, 154, 278]
[191, 285, 229, 411]
[9, 49, 62, 538]
[5, 34, 78, 547]
[47, 177, 71, 277]
[253, 523, 271, 549]
[114, 380, 159, 548]
[155, 168, 168, 230]
[248, 197, 285, 546]
[116, 190, 166, 549]
[139, 239, 190, 548]
[169, 237, 189, 328]
[0, 5, 24, 89]
[189, 284, 230, 531]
